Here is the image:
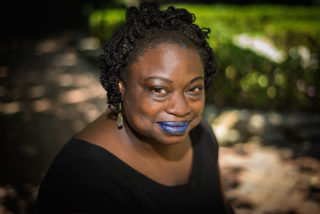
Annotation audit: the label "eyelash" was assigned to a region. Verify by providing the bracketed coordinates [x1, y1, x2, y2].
[188, 86, 203, 95]
[149, 86, 203, 97]
[150, 87, 168, 95]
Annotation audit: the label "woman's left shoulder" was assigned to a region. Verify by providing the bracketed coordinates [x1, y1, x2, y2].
[193, 117, 217, 140]
[198, 117, 214, 132]
[190, 117, 219, 153]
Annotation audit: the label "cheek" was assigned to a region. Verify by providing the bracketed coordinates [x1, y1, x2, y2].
[191, 99, 205, 116]
[124, 90, 164, 120]
[189, 100, 205, 128]
[138, 100, 164, 117]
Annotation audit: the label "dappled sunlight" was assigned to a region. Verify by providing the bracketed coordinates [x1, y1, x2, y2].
[0, 184, 39, 214]
[290, 45, 319, 70]
[58, 85, 105, 104]
[32, 99, 51, 112]
[209, 107, 320, 214]
[296, 79, 317, 98]
[1, 4, 320, 213]
[267, 111, 282, 126]
[298, 46, 312, 68]
[0, 101, 22, 114]
[78, 37, 101, 51]
[90, 5, 320, 111]
[73, 74, 96, 87]
[207, 106, 320, 146]
[207, 106, 320, 213]
[56, 73, 98, 87]
[233, 33, 286, 63]
[59, 88, 91, 104]
[57, 73, 74, 86]
[248, 114, 265, 133]
[0, 71, 105, 115]
[52, 51, 77, 67]
[211, 110, 241, 144]
[34, 39, 60, 55]
[76, 102, 101, 122]
[0, 45, 105, 119]
[0, 33, 110, 213]
[28, 85, 46, 98]
[219, 143, 320, 214]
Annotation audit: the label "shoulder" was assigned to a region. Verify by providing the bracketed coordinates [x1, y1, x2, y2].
[74, 112, 118, 148]
[37, 138, 134, 212]
[39, 138, 129, 189]
[192, 117, 218, 147]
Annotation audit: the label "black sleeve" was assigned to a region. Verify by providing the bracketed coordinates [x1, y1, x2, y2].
[37, 141, 133, 213]
[197, 117, 219, 153]
[191, 117, 220, 178]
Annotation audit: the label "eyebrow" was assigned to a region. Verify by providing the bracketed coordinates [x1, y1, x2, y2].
[190, 76, 204, 83]
[144, 76, 173, 83]
[144, 76, 204, 83]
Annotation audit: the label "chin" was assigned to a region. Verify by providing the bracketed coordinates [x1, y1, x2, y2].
[156, 131, 190, 145]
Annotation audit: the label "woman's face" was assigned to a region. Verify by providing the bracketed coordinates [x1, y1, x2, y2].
[119, 43, 205, 145]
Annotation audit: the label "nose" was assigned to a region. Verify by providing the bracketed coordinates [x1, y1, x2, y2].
[165, 92, 191, 117]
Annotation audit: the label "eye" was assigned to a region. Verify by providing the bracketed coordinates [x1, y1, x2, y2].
[150, 87, 168, 95]
[188, 86, 203, 95]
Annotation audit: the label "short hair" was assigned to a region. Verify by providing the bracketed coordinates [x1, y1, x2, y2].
[100, 3, 217, 116]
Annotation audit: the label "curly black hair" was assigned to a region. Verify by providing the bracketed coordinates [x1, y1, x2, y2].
[100, 3, 217, 116]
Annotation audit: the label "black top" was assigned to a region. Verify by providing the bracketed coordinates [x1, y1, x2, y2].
[37, 117, 226, 213]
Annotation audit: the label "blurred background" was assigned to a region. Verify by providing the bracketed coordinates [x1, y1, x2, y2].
[0, 0, 319, 213]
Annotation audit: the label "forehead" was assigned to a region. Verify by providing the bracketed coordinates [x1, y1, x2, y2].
[128, 43, 204, 81]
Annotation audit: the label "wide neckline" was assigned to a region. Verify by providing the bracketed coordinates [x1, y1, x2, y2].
[71, 128, 200, 189]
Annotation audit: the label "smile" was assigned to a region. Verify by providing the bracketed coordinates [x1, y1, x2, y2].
[158, 121, 189, 135]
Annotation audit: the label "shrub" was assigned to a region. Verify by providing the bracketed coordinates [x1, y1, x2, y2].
[89, 4, 320, 111]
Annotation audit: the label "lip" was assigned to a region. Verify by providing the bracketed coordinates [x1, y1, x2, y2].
[158, 121, 189, 135]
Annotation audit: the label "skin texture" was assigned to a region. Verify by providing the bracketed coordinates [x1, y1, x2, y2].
[120, 43, 205, 148]
[77, 43, 205, 186]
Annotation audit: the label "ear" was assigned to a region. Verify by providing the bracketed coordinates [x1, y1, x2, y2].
[118, 80, 125, 99]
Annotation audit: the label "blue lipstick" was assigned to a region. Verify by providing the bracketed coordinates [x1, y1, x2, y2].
[158, 121, 189, 135]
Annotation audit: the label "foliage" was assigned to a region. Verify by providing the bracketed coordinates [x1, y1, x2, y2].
[88, 4, 320, 111]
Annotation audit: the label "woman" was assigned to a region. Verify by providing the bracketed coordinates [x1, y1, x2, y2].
[37, 3, 233, 214]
